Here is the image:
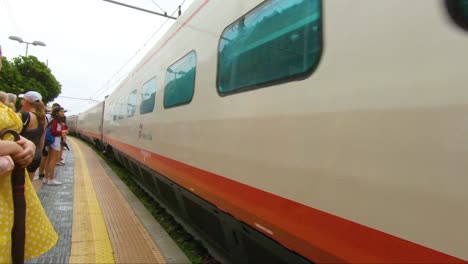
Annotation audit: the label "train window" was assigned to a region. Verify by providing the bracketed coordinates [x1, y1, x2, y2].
[163, 51, 197, 108]
[446, 0, 468, 31]
[110, 104, 116, 121]
[140, 78, 157, 114]
[218, 0, 322, 95]
[118, 97, 126, 120]
[127, 90, 137, 117]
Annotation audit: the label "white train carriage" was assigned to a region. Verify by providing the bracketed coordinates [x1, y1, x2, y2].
[76, 101, 104, 148]
[76, 0, 468, 262]
[66, 115, 78, 135]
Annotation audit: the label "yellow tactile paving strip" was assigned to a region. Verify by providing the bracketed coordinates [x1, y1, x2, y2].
[70, 139, 115, 264]
[70, 138, 166, 264]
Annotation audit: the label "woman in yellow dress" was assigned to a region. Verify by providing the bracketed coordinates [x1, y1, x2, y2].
[0, 101, 58, 263]
[0, 46, 58, 263]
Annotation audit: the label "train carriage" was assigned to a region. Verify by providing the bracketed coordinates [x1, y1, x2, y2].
[76, 0, 468, 263]
[76, 101, 104, 148]
[67, 114, 78, 135]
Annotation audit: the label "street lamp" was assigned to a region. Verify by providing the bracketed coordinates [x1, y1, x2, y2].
[9, 35, 46, 56]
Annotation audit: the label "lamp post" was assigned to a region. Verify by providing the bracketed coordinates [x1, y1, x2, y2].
[8, 36, 46, 56]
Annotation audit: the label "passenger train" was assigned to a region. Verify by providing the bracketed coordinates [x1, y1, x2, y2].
[69, 0, 468, 263]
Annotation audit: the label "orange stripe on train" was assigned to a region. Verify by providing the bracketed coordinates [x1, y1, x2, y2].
[85, 134, 464, 264]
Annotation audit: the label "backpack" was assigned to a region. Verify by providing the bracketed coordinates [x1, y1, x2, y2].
[44, 120, 55, 146]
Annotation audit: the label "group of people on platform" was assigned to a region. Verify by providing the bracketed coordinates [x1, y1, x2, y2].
[0, 45, 59, 262]
[0, 91, 69, 185]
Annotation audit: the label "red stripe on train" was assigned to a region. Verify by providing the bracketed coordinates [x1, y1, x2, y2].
[96, 135, 464, 263]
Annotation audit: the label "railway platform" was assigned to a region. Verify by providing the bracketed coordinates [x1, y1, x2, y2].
[27, 137, 190, 264]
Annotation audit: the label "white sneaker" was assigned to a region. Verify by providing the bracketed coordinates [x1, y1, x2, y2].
[48, 179, 62, 185]
[42, 178, 48, 184]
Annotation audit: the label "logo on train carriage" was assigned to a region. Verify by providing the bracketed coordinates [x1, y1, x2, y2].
[138, 123, 152, 140]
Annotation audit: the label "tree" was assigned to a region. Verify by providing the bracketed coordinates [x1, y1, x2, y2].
[0, 56, 23, 95]
[0, 55, 61, 103]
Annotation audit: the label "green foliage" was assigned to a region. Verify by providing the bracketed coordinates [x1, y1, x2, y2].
[0, 55, 61, 103]
[0, 57, 23, 94]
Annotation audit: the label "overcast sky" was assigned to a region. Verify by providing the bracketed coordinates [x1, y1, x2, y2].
[0, 0, 193, 115]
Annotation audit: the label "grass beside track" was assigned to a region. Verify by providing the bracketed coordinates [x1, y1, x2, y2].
[80, 138, 219, 264]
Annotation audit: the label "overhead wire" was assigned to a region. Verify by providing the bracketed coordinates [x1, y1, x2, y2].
[4, 0, 22, 36]
[93, 0, 187, 100]
[74, 100, 97, 114]
[92, 20, 165, 99]
[58, 95, 100, 101]
[150, 0, 166, 13]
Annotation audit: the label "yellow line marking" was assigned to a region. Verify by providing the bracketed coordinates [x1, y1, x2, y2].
[70, 139, 115, 263]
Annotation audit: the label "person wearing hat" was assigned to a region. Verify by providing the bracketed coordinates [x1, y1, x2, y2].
[19, 91, 42, 104]
[18, 91, 48, 182]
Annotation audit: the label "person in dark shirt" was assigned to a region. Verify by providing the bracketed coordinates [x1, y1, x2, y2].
[18, 91, 47, 181]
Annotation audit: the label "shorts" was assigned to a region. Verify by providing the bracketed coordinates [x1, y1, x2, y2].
[50, 137, 61, 152]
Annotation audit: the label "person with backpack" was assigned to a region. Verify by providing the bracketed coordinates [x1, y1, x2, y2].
[44, 107, 67, 185]
[38, 103, 60, 181]
[17, 91, 48, 182]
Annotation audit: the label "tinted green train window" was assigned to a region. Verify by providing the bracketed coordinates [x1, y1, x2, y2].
[218, 0, 322, 94]
[446, 0, 468, 31]
[127, 90, 137, 117]
[164, 51, 197, 108]
[140, 78, 156, 114]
